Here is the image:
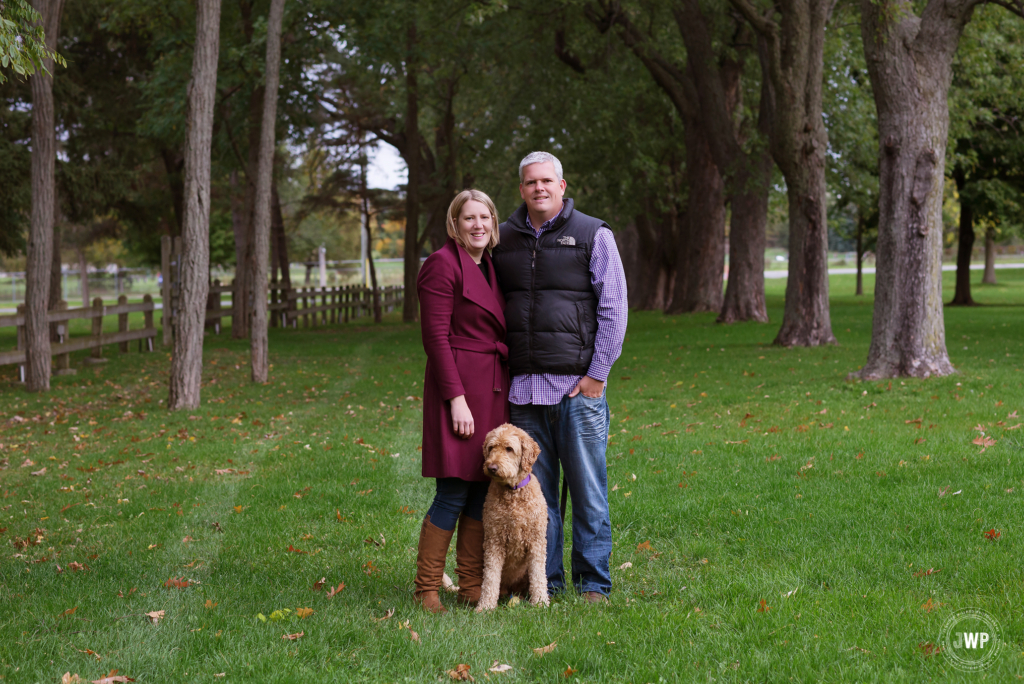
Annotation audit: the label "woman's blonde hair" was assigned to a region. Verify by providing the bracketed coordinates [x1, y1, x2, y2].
[446, 189, 500, 251]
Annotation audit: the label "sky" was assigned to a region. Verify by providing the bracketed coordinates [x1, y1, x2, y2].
[366, 142, 406, 191]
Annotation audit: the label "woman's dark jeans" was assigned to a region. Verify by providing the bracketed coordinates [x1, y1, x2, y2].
[426, 477, 489, 531]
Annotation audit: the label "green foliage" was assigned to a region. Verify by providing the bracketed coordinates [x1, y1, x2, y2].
[0, 0, 64, 84]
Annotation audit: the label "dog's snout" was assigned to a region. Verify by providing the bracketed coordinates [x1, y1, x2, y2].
[487, 464, 499, 474]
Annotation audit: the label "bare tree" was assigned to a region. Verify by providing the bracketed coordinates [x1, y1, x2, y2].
[855, 0, 1023, 378]
[169, 0, 223, 410]
[728, 0, 836, 346]
[24, 0, 64, 391]
[250, 0, 286, 384]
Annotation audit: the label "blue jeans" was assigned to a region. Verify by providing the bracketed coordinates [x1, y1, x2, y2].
[511, 392, 612, 596]
[426, 478, 488, 531]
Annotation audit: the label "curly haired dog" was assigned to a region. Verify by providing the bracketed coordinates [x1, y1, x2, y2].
[475, 423, 549, 612]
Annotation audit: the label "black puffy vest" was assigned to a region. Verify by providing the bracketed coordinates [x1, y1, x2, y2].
[491, 199, 604, 376]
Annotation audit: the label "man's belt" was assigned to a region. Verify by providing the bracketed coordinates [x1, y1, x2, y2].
[448, 335, 508, 392]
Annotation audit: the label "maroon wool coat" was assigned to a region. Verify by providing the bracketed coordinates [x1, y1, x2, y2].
[418, 238, 510, 482]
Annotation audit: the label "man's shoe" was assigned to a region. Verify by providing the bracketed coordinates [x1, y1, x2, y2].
[582, 591, 608, 604]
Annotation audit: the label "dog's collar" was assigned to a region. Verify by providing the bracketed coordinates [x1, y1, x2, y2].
[510, 474, 531, 490]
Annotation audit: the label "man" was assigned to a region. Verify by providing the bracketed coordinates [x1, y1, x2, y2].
[490, 151, 627, 602]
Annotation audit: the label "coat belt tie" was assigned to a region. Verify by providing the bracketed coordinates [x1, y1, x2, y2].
[448, 335, 509, 392]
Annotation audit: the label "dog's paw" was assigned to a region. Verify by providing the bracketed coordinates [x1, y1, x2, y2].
[530, 595, 550, 607]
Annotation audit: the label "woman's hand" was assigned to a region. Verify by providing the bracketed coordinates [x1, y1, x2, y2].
[450, 395, 474, 439]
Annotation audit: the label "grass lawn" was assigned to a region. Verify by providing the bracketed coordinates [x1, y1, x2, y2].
[1, 271, 1022, 683]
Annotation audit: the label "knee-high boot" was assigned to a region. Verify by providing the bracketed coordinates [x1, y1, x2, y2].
[455, 514, 485, 606]
[413, 515, 454, 614]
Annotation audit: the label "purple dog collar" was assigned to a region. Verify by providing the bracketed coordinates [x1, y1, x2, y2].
[511, 474, 531, 490]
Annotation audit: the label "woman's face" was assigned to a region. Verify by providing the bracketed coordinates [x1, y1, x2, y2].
[457, 200, 493, 257]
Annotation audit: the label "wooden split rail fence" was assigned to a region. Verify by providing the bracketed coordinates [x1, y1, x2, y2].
[0, 295, 156, 381]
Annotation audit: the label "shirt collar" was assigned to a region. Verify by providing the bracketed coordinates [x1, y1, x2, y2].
[525, 201, 566, 237]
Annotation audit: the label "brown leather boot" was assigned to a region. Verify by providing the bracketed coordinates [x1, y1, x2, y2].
[454, 515, 485, 607]
[413, 515, 454, 614]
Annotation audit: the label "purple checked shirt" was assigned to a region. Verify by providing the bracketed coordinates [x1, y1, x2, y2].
[508, 203, 628, 406]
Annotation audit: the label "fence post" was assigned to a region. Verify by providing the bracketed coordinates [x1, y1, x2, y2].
[118, 294, 129, 353]
[143, 294, 154, 352]
[302, 288, 310, 328]
[86, 297, 107, 364]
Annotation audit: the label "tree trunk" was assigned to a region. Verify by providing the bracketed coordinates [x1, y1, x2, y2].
[230, 170, 249, 336]
[77, 247, 89, 307]
[25, 0, 64, 391]
[667, 118, 725, 314]
[272, 182, 291, 287]
[161, 148, 186, 233]
[855, 0, 966, 379]
[720, 177, 771, 323]
[626, 206, 677, 311]
[950, 180, 975, 305]
[235, 86, 264, 340]
[855, 214, 864, 296]
[250, 0, 286, 384]
[169, 0, 222, 411]
[49, 223, 63, 342]
[982, 227, 996, 284]
[728, 0, 834, 346]
[402, 16, 421, 323]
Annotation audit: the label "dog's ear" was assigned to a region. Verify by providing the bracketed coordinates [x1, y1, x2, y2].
[519, 431, 540, 474]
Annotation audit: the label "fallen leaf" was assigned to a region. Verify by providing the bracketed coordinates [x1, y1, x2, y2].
[281, 631, 304, 641]
[618, 562, 633, 570]
[181, 536, 194, 544]
[921, 598, 938, 612]
[913, 568, 941, 577]
[214, 674, 225, 678]
[409, 628, 420, 642]
[757, 599, 770, 613]
[296, 607, 314, 619]
[972, 436, 996, 452]
[287, 545, 308, 554]
[782, 587, 799, 598]
[983, 528, 1001, 541]
[30, 467, 47, 476]
[374, 608, 394, 621]
[489, 663, 513, 673]
[447, 664, 474, 681]
[563, 666, 577, 677]
[59, 606, 78, 618]
[312, 577, 326, 591]
[636, 540, 652, 552]
[91, 670, 134, 684]
[325, 582, 345, 598]
[68, 562, 85, 572]
[61, 673, 82, 684]
[533, 641, 557, 657]
[145, 610, 165, 625]
[918, 642, 942, 656]
[163, 577, 189, 589]
[268, 609, 291, 621]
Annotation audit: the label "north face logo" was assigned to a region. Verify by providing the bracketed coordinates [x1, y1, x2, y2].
[557, 236, 576, 246]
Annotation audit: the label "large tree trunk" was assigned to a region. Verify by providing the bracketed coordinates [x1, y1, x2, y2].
[950, 174, 975, 305]
[627, 205, 677, 311]
[720, 177, 771, 323]
[272, 182, 291, 287]
[25, 0, 64, 391]
[250, 0, 286, 384]
[402, 16, 421, 323]
[169, 0, 222, 411]
[729, 0, 834, 346]
[161, 148, 186, 233]
[982, 227, 996, 284]
[667, 118, 724, 314]
[49, 223, 63, 342]
[854, 0, 966, 379]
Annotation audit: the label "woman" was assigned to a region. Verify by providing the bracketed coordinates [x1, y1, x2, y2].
[414, 189, 509, 613]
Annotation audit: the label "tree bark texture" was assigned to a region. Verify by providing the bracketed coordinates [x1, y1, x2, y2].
[25, 0, 64, 391]
[49, 223, 62, 342]
[168, 0, 222, 410]
[250, 0, 286, 384]
[230, 170, 249, 336]
[982, 227, 996, 284]
[730, 0, 835, 346]
[624, 204, 678, 311]
[855, 0, 968, 378]
[596, 4, 729, 316]
[402, 16, 421, 323]
[674, 0, 771, 323]
[235, 87, 264, 340]
[667, 118, 725, 314]
[855, 215, 864, 296]
[950, 175, 975, 305]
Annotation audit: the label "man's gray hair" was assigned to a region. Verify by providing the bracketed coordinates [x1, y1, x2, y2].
[518, 151, 563, 183]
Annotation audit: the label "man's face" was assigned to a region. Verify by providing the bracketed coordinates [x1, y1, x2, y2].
[519, 162, 566, 219]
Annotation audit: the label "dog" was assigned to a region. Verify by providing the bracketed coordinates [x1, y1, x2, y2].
[475, 423, 549, 611]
